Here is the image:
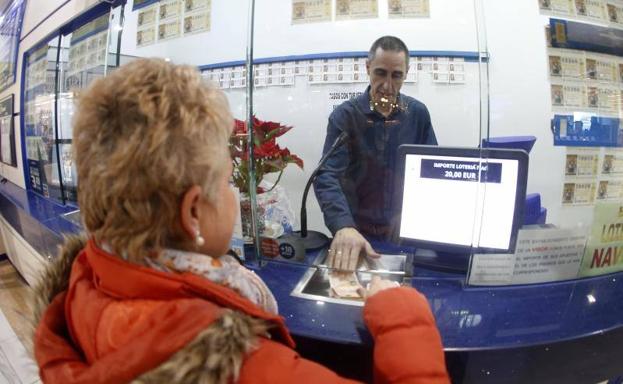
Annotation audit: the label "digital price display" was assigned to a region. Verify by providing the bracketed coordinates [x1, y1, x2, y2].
[394, 146, 528, 253]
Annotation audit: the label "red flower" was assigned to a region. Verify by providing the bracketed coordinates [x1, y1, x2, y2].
[233, 119, 247, 135]
[230, 117, 304, 194]
[255, 140, 280, 158]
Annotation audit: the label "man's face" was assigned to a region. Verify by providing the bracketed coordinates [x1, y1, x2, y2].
[366, 48, 407, 106]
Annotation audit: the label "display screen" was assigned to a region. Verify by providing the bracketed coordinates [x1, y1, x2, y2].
[395, 146, 528, 253]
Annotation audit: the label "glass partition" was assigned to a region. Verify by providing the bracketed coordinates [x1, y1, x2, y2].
[466, 0, 623, 286]
[118, 0, 249, 102]
[57, 10, 120, 203]
[22, 3, 122, 205]
[248, 0, 487, 275]
[116, 0, 251, 259]
[27, 0, 623, 286]
[23, 37, 61, 201]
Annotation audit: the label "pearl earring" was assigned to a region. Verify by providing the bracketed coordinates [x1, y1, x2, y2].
[194, 228, 205, 247]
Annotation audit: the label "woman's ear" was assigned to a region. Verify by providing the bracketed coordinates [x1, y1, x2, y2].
[179, 185, 203, 239]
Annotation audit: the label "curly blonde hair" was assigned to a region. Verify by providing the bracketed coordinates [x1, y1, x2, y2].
[73, 58, 233, 262]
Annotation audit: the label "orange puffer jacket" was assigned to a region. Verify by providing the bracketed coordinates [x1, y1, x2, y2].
[32, 237, 449, 384]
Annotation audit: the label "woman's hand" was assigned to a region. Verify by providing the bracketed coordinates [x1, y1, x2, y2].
[361, 275, 400, 299]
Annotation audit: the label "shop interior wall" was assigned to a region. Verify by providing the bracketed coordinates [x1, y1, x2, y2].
[120, 0, 249, 66]
[116, 0, 484, 236]
[3, 0, 487, 236]
[248, 0, 482, 235]
[483, 0, 593, 229]
[2, 0, 582, 237]
[0, 0, 103, 189]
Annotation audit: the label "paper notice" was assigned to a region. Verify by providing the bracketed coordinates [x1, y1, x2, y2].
[607, 1, 623, 26]
[137, 27, 156, 47]
[388, 0, 430, 18]
[551, 51, 584, 78]
[468, 227, 587, 286]
[602, 149, 623, 175]
[584, 0, 606, 20]
[596, 179, 623, 201]
[138, 5, 157, 26]
[563, 82, 585, 108]
[511, 227, 586, 284]
[468, 253, 515, 285]
[335, 0, 378, 20]
[159, 0, 181, 20]
[562, 181, 596, 205]
[183, 11, 210, 34]
[540, 0, 575, 15]
[585, 56, 616, 82]
[565, 148, 599, 177]
[552, 0, 574, 14]
[598, 86, 618, 113]
[158, 20, 180, 41]
[292, 0, 331, 24]
[184, 0, 210, 12]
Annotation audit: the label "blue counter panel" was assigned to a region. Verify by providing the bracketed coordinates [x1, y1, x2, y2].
[256, 258, 623, 351]
[0, 181, 74, 257]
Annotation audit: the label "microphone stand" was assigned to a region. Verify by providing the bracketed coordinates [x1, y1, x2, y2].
[291, 132, 348, 250]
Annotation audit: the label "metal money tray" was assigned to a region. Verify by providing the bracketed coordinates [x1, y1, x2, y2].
[290, 249, 411, 306]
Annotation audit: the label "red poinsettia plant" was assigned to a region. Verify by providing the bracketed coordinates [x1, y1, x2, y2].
[230, 116, 304, 194]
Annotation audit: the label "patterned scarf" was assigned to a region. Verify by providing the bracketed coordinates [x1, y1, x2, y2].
[146, 249, 278, 314]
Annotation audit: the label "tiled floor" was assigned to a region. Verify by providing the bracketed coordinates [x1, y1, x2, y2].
[0, 258, 41, 384]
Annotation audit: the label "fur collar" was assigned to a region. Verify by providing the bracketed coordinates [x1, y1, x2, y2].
[32, 234, 86, 325]
[32, 234, 272, 384]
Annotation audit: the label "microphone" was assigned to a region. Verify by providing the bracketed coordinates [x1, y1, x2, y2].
[292, 131, 348, 250]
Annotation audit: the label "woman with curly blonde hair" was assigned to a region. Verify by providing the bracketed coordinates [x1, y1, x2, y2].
[32, 58, 448, 383]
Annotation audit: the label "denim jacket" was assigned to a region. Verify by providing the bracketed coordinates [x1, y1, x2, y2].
[313, 86, 437, 236]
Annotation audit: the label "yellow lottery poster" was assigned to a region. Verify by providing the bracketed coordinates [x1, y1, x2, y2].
[335, 0, 378, 20]
[579, 202, 623, 277]
[602, 149, 623, 175]
[183, 0, 211, 35]
[137, 4, 157, 47]
[388, 0, 429, 18]
[292, 0, 332, 24]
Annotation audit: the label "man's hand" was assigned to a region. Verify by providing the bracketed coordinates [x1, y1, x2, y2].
[327, 227, 381, 271]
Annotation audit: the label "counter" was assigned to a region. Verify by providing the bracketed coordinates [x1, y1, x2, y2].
[1, 180, 621, 383]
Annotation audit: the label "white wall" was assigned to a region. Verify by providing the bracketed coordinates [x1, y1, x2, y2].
[252, 0, 479, 56]
[20, 0, 66, 40]
[119, 0, 250, 65]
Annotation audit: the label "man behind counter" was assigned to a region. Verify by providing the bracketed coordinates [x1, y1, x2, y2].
[313, 35, 437, 271]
